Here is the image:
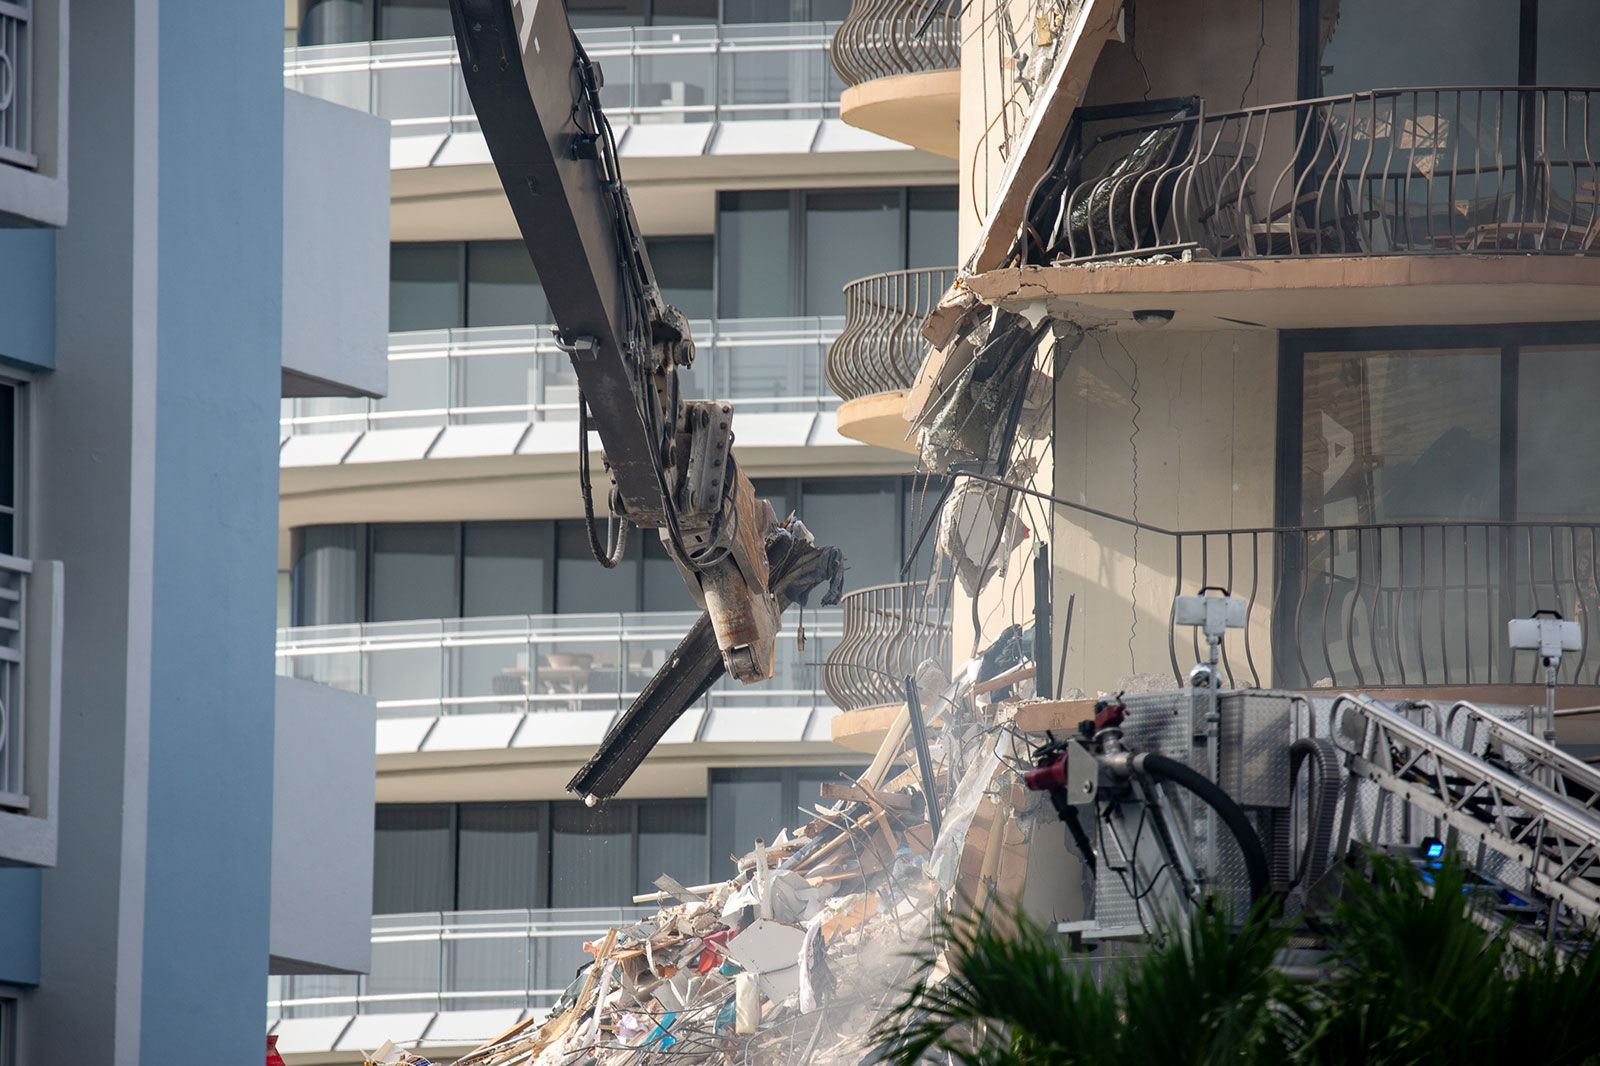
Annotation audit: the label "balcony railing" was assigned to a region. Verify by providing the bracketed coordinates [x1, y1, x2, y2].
[0, 555, 30, 811]
[825, 267, 953, 401]
[822, 579, 951, 710]
[282, 317, 842, 436]
[0, 4, 33, 168]
[277, 609, 842, 719]
[268, 907, 654, 1021]
[830, 0, 958, 87]
[1034, 87, 1600, 263]
[1053, 496, 1600, 691]
[283, 24, 843, 136]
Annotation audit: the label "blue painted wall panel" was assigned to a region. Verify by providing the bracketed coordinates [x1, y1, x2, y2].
[0, 230, 56, 371]
[140, 0, 283, 1058]
[0, 868, 41, 986]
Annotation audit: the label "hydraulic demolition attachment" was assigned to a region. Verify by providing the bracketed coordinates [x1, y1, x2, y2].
[445, 0, 843, 798]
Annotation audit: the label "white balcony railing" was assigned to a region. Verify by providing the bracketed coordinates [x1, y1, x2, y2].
[268, 907, 655, 1022]
[0, 553, 30, 810]
[0, 2, 34, 168]
[282, 23, 844, 135]
[276, 609, 842, 719]
[281, 316, 843, 436]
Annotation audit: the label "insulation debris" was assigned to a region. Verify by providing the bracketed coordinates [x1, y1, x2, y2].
[425, 638, 1072, 1066]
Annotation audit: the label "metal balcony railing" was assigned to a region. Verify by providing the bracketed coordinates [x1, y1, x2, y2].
[0, 554, 30, 812]
[822, 579, 951, 710]
[825, 267, 953, 402]
[283, 24, 843, 137]
[1052, 495, 1600, 692]
[0, 3, 33, 168]
[268, 907, 654, 1021]
[1034, 87, 1600, 263]
[830, 0, 958, 87]
[282, 317, 843, 436]
[277, 609, 842, 719]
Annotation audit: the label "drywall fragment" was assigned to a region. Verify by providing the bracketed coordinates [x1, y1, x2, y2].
[725, 918, 806, 1004]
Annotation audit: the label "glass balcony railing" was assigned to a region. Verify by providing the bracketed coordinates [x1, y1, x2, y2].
[268, 907, 655, 1021]
[276, 609, 843, 719]
[281, 316, 843, 436]
[282, 24, 844, 135]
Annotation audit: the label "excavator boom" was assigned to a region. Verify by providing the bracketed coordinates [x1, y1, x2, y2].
[446, 0, 843, 798]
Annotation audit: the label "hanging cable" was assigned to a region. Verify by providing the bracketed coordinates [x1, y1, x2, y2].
[578, 392, 629, 568]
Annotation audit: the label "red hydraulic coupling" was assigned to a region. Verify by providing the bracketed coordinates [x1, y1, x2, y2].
[1024, 753, 1068, 793]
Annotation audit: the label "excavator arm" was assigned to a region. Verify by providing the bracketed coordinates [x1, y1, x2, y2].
[446, 0, 843, 797]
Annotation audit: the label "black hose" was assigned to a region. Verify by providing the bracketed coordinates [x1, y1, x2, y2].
[1137, 752, 1271, 907]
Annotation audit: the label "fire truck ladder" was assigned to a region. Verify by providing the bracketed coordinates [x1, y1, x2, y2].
[1331, 693, 1600, 951]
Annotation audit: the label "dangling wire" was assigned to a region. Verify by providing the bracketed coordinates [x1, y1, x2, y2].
[578, 391, 629, 568]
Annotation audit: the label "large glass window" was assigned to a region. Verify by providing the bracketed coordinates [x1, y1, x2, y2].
[376, 0, 454, 38]
[1317, 0, 1519, 97]
[718, 191, 792, 318]
[1517, 347, 1600, 520]
[369, 523, 458, 622]
[462, 523, 550, 618]
[637, 801, 709, 895]
[466, 242, 549, 328]
[803, 191, 902, 317]
[550, 803, 635, 908]
[389, 244, 462, 332]
[1281, 327, 1600, 690]
[457, 804, 543, 911]
[1313, 0, 1600, 94]
[801, 478, 901, 588]
[907, 187, 959, 270]
[647, 237, 715, 320]
[373, 805, 455, 914]
[373, 799, 710, 912]
[292, 525, 363, 627]
[709, 767, 858, 878]
[556, 522, 641, 615]
[289, 480, 925, 626]
[1300, 349, 1501, 525]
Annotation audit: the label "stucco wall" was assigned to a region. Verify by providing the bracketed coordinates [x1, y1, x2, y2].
[281, 89, 390, 400]
[1051, 327, 1279, 695]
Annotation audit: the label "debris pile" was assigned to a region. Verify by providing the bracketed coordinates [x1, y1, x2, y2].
[439, 648, 1074, 1066]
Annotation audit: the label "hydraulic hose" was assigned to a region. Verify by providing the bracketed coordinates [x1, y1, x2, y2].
[1136, 752, 1271, 907]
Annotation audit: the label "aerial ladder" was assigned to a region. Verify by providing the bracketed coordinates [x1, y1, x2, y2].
[444, 0, 843, 801]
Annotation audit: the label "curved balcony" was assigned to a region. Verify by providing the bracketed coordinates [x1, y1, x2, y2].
[1039, 88, 1600, 264]
[277, 609, 842, 724]
[826, 267, 952, 453]
[830, 0, 960, 157]
[283, 24, 845, 153]
[822, 580, 951, 751]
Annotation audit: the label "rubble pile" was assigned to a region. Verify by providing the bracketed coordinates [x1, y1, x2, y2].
[424, 653, 1068, 1066]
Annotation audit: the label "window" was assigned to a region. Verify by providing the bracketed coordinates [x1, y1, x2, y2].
[708, 767, 858, 878]
[462, 523, 551, 618]
[368, 524, 457, 623]
[0, 384, 21, 556]
[803, 191, 902, 317]
[1311, 0, 1600, 95]
[371, 799, 707, 912]
[1278, 324, 1600, 689]
[457, 804, 544, 911]
[372, 804, 455, 914]
[289, 481, 929, 626]
[647, 237, 715, 320]
[466, 242, 549, 328]
[389, 244, 462, 332]
[716, 188, 959, 319]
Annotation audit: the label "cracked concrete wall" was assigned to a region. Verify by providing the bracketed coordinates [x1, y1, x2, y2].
[1050, 327, 1278, 696]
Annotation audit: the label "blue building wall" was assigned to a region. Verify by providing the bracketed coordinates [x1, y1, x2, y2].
[139, 0, 283, 1057]
[0, 868, 41, 986]
[0, 229, 55, 371]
